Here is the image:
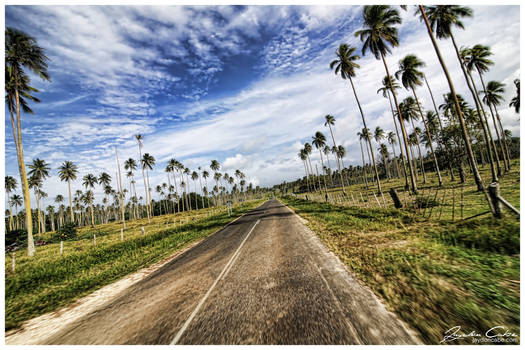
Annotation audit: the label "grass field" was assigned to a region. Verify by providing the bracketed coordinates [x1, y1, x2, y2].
[281, 160, 520, 344]
[5, 199, 265, 330]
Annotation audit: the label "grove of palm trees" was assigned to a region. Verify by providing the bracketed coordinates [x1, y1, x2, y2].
[4, 4, 520, 345]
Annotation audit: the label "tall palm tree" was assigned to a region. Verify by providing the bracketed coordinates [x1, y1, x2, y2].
[28, 158, 50, 234]
[5, 176, 17, 231]
[124, 158, 138, 216]
[11, 194, 22, 230]
[5, 27, 50, 256]
[312, 131, 329, 195]
[198, 167, 205, 209]
[191, 171, 199, 210]
[357, 130, 370, 188]
[142, 153, 155, 216]
[399, 97, 425, 182]
[465, 44, 509, 171]
[58, 160, 78, 224]
[303, 143, 316, 192]
[135, 134, 151, 221]
[396, 54, 442, 185]
[322, 145, 334, 186]
[210, 160, 220, 206]
[482, 80, 512, 166]
[509, 79, 520, 113]
[377, 75, 408, 186]
[330, 43, 382, 194]
[298, 149, 311, 192]
[202, 169, 210, 208]
[54, 194, 64, 229]
[324, 114, 346, 193]
[386, 131, 400, 177]
[355, 5, 417, 193]
[82, 174, 97, 227]
[378, 143, 391, 179]
[420, 5, 486, 191]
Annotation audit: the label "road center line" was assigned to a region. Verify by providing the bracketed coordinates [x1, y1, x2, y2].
[170, 219, 261, 345]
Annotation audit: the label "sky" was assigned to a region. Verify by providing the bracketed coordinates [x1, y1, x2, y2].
[4, 5, 520, 208]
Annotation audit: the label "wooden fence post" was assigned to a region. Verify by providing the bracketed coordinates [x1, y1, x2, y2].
[120, 228, 124, 241]
[60, 240, 63, 255]
[488, 182, 502, 218]
[12, 252, 16, 272]
[93, 234, 96, 246]
[389, 188, 402, 209]
[141, 226, 145, 235]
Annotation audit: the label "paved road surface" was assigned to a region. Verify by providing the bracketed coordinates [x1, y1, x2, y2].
[43, 199, 420, 345]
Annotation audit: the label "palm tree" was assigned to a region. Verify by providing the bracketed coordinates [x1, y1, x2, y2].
[82, 174, 97, 227]
[124, 158, 138, 216]
[303, 143, 316, 192]
[191, 171, 199, 210]
[5, 176, 17, 231]
[298, 150, 311, 192]
[142, 153, 155, 216]
[323, 145, 334, 186]
[58, 161, 78, 224]
[330, 43, 382, 194]
[198, 167, 205, 209]
[377, 75, 408, 186]
[324, 114, 346, 194]
[54, 194, 64, 228]
[11, 194, 22, 230]
[420, 5, 486, 191]
[135, 134, 151, 221]
[465, 45, 509, 172]
[210, 160, 220, 206]
[509, 79, 520, 113]
[399, 97, 425, 182]
[312, 131, 329, 195]
[28, 158, 50, 234]
[386, 131, 400, 177]
[396, 54, 442, 185]
[355, 5, 417, 193]
[202, 170, 210, 208]
[5, 27, 50, 256]
[357, 130, 370, 189]
[98, 172, 111, 220]
[481, 80, 512, 169]
[378, 143, 391, 179]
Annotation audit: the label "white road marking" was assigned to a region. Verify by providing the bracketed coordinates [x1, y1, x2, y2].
[170, 219, 261, 345]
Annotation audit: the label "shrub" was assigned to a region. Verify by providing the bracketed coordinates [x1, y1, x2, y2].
[52, 223, 77, 242]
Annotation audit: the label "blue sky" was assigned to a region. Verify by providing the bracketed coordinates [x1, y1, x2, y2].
[5, 5, 520, 207]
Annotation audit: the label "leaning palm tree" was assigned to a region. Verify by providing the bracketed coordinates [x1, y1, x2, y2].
[312, 131, 329, 195]
[480, 79, 512, 169]
[58, 160, 78, 224]
[354, 5, 416, 193]
[135, 134, 150, 221]
[324, 114, 346, 194]
[509, 79, 520, 114]
[465, 45, 509, 171]
[82, 174, 97, 227]
[330, 43, 382, 194]
[396, 54, 442, 185]
[6, 27, 50, 256]
[5, 176, 17, 231]
[420, 5, 486, 191]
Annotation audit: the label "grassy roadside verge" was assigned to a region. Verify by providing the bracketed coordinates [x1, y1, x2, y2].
[5, 199, 265, 330]
[280, 196, 519, 344]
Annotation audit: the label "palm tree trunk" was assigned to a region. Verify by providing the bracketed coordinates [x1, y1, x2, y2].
[12, 78, 35, 256]
[387, 91, 408, 183]
[138, 145, 150, 223]
[348, 76, 382, 194]
[412, 88, 442, 186]
[381, 52, 417, 193]
[493, 105, 512, 167]
[464, 66, 500, 181]
[7, 193, 13, 231]
[477, 70, 510, 172]
[419, 6, 487, 197]
[359, 139, 369, 189]
[327, 124, 346, 194]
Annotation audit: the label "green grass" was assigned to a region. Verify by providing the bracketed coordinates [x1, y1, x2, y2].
[5, 199, 265, 330]
[280, 195, 519, 344]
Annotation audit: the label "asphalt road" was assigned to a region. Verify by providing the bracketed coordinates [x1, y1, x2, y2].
[43, 199, 420, 345]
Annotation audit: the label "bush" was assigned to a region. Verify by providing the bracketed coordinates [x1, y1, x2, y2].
[52, 223, 77, 242]
[5, 229, 27, 246]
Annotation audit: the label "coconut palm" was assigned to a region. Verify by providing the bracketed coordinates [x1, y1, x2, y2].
[481, 80, 512, 168]
[58, 161, 78, 224]
[509, 79, 520, 113]
[420, 5, 487, 191]
[356, 131, 370, 189]
[399, 97, 425, 182]
[312, 131, 329, 195]
[396, 54, 442, 185]
[298, 150, 311, 192]
[386, 131, 400, 177]
[330, 43, 382, 194]
[5, 27, 50, 256]
[135, 134, 151, 221]
[11, 194, 22, 230]
[202, 170, 210, 208]
[191, 171, 199, 210]
[303, 142, 316, 192]
[378, 144, 391, 179]
[210, 160, 220, 206]
[377, 75, 409, 185]
[355, 5, 416, 193]
[322, 145, 334, 186]
[324, 114, 346, 194]
[198, 167, 205, 208]
[82, 174, 97, 227]
[28, 158, 50, 234]
[54, 194, 64, 228]
[5, 176, 17, 231]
